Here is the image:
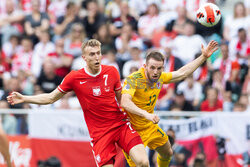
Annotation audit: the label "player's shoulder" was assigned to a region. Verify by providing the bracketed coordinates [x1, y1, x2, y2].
[102, 64, 116, 69]
[66, 68, 84, 77]
[160, 71, 172, 79]
[161, 71, 171, 76]
[102, 65, 119, 73]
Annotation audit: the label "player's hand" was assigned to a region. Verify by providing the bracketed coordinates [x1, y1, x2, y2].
[144, 113, 160, 124]
[201, 40, 218, 58]
[7, 92, 25, 105]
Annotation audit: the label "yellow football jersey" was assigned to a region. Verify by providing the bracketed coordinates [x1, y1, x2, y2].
[122, 67, 172, 130]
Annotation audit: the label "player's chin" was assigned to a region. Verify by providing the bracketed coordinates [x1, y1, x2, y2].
[151, 77, 159, 82]
[153, 75, 160, 79]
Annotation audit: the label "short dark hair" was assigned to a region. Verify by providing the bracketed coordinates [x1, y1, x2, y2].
[238, 28, 246, 33]
[66, 2, 75, 9]
[86, 0, 97, 7]
[206, 86, 218, 96]
[146, 51, 164, 63]
[21, 36, 32, 42]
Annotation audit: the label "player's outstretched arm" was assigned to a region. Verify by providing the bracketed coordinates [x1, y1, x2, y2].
[169, 40, 218, 83]
[121, 94, 160, 124]
[7, 89, 64, 105]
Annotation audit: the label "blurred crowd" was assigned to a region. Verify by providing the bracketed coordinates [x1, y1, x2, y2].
[0, 0, 249, 136]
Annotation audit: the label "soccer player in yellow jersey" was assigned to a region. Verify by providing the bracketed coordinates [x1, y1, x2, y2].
[121, 40, 218, 167]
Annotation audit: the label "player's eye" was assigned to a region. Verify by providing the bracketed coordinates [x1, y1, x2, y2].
[150, 66, 155, 70]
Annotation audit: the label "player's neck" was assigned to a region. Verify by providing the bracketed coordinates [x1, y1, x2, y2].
[86, 66, 101, 75]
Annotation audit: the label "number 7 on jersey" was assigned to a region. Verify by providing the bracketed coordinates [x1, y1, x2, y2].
[103, 74, 108, 86]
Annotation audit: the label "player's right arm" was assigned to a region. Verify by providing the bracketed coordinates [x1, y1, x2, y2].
[7, 89, 65, 105]
[121, 94, 160, 124]
[121, 77, 160, 123]
[7, 70, 75, 105]
[169, 40, 218, 83]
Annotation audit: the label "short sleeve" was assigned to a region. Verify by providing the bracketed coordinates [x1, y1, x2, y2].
[25, 14, 32, 22]
[121, 76, 136, 97]
[41, 12, 49, 20]
[57, 71, 74, 93]
[56, 16, 64, 24]
[162, 72, 172, 84]
[113, 67, 122, 91]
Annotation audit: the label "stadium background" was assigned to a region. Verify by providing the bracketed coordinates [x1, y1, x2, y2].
[0, 0, 249, 166]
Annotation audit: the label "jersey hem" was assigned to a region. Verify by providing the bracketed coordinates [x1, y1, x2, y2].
[115, 86, 122, 91]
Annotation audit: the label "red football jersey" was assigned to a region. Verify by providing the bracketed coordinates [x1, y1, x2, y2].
[57, 65, 127, 140]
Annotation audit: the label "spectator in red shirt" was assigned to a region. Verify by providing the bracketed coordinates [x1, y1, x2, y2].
[47, 39, 73, 78]
[11, 36, 33, 77]
[109, 1, 137, 37]
[200, 87, 223, 112]
[0, 51, 10, 89]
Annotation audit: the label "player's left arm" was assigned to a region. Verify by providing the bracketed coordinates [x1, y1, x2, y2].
[115, 89, 122, 104]
[169, 40, 218, 83]
[7, 89, 65, 105]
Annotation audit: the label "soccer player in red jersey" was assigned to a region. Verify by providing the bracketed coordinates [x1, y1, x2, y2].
[7, 39, 149, 167]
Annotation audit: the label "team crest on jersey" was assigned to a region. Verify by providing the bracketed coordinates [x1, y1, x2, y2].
[125, 83, 130, 90]
[92, 86, 101, 96]
[156, 82, 161, 89]
[104, 87, 110, 92]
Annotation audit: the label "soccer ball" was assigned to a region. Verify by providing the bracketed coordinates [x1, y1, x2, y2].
[196, 3, 221, 27]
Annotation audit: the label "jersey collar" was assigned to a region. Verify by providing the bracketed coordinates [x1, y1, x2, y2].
[84, 65, 102, 77]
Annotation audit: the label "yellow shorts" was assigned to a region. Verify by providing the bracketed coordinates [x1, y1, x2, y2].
[123, 124, 168, 167]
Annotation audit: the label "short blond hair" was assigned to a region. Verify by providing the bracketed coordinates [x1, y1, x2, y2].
[81, 39, 101, 53]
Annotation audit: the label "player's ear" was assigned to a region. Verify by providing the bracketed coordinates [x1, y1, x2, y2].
[82, 54, 86, 61]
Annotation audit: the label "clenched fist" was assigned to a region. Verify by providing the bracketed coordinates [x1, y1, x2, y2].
[144, 113, 160, 124]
